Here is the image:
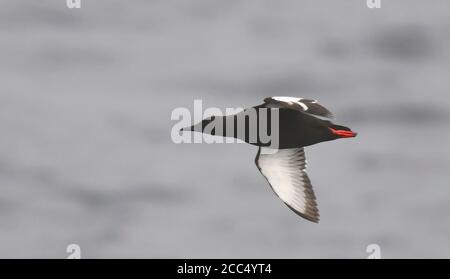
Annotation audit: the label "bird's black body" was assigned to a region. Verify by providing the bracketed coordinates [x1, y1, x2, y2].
[181, 97, 356, 223]
[184, 104, 352, 149]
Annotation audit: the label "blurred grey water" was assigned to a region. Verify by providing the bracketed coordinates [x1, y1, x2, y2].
[1, 0, 450, 258]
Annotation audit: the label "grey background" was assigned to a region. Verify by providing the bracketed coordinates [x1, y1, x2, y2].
[1, 0, 450, 258]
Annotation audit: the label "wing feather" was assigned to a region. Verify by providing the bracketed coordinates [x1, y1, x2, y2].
[255, 147, 320, 223]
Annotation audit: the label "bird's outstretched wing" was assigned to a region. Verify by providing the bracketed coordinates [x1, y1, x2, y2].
[255, 147, 320, 223]
[264, 96, 334, 120]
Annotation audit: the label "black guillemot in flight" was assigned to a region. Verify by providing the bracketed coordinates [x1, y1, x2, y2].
[182, 96, 357, 223]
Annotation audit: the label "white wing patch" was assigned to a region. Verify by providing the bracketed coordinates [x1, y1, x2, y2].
[272, 96, 308, 111]
[255, 147, 320, 223]
[264, 96, 334, 120]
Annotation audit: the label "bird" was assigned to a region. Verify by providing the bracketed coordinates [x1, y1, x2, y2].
[181, 96, 357, 223]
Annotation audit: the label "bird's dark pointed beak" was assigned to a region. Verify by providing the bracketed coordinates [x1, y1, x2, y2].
[181, 119, 213, 133]
[329, 128, 357, 138]
[180, 126, 193, 132]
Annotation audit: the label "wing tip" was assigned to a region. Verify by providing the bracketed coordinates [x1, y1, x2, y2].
[325, 112, 335, 119]
[285, 203, 320, 223]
